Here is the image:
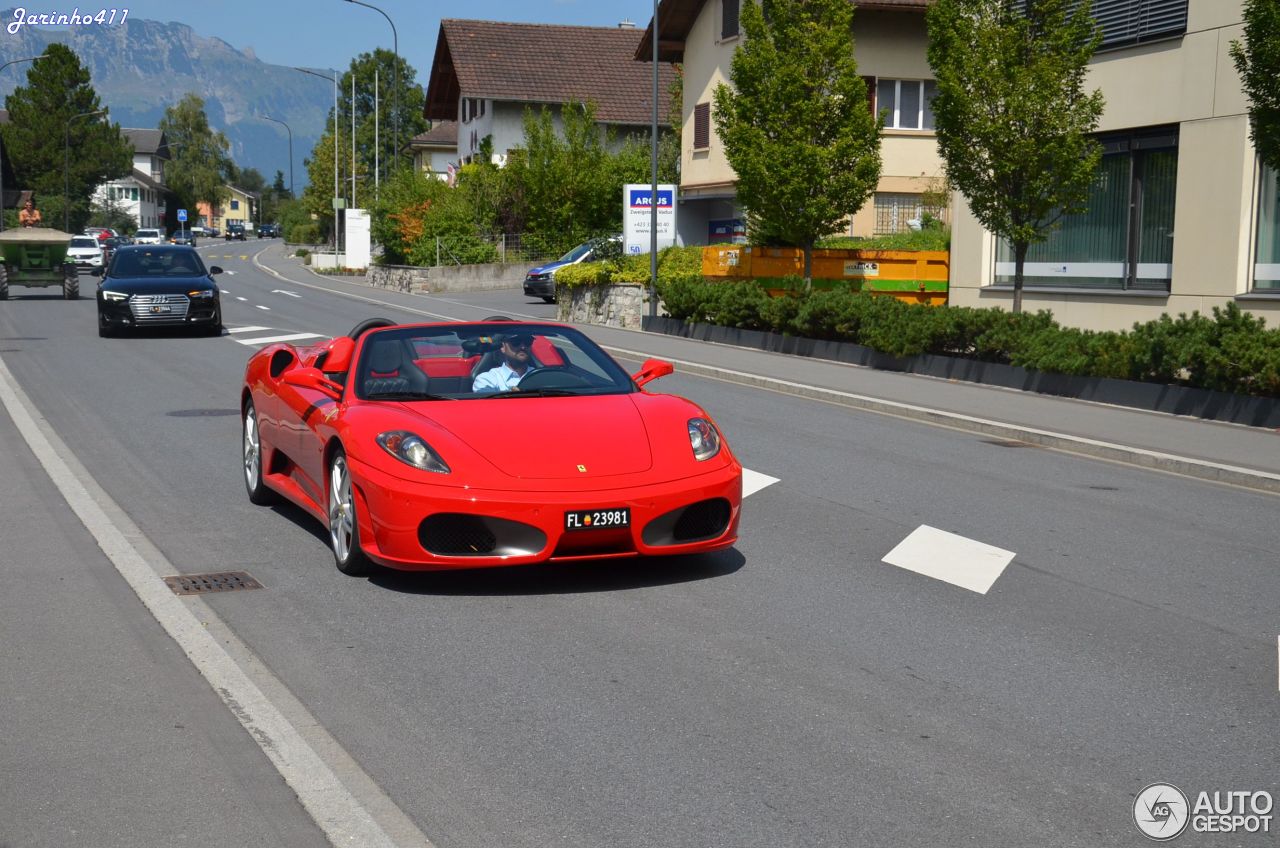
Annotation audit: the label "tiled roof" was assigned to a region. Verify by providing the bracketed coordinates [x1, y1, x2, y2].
[637, 0, 929, 61]
[426, 19, 678, 125]
[123, 128, 165, 155]
[408, 121, 458, 149]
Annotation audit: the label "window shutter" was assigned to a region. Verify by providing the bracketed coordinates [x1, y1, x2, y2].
[722, 0, 740, 39]
[694, 102, 711, 150]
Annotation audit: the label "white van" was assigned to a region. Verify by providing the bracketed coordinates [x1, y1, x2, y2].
[134, 228, 163, 245]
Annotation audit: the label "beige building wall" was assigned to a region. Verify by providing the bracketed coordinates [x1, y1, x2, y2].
[679, 4, 943, 241]
[949, 0, 1280, 330]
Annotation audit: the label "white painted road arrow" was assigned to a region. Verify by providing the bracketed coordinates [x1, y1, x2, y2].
[742, 468, 780, 498]
[272, 289, 301, 298]
[882, 525, 1016, 594]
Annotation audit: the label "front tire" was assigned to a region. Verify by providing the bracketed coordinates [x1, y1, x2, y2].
[63, 264, 79, 299]
[328, 448, 372, 576]
[541, 296, 555, 304]
[242, 399, 278, 505]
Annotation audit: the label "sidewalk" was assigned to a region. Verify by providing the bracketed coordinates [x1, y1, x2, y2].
[253, 247, 1280, 493]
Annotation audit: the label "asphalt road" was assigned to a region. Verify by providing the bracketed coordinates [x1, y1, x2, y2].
[1, 243, 1276, 847]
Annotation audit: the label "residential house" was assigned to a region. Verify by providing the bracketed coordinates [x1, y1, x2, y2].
[947, 0, 1279, 331]
[197, 185, 259, 232]
[637, 0, 942, 247]
[90, 128, 173, 230]
[405, 121, 458, 180]
[424, 19, 678, 166]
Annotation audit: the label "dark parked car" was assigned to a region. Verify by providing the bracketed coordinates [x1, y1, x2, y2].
[258, 223, 279, 238]
[225, 223, 246, 241]
[95, 245, 223, 338]
[169, 230, 198, 247]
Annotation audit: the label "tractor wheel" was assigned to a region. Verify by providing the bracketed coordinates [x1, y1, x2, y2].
[0, 264, 8, 300]
[62, 265, 79, 300]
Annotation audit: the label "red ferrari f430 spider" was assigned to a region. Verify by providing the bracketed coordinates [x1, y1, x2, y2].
[241, 318, 743, 575]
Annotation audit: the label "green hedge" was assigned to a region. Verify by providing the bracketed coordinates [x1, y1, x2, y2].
[654, 278, 1280, 398]
[555, 245, 704, 288]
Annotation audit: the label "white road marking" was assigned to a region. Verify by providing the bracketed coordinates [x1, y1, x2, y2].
[234, 332, 323, 346]
[272, 289, 301, 298]
[882, 524, 1016, 595]
[226, 325, 271, 334]
[225, 270, 236, 275]
[0, 356, 431, 848]
[742, 468, 780, 498]
[235, 296, 247, 302]
[255, 304, 271, 311]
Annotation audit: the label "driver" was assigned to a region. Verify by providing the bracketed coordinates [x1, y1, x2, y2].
[472, 332, 534, 393]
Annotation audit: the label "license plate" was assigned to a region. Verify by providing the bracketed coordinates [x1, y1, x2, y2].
[150, 305, 171, 314]
[564, 508, 630, 531]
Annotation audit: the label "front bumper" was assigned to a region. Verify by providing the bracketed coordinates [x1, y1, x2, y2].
[97, 293, 221, 329]
[523, 275, 554, 297]
[70, 254, 103, 269]
[348, 455, 742, 571]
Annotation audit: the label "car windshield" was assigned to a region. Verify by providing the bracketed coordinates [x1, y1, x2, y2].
[557, 242, 595, 263]
[109, 249, 207, 277]
[70, 237, 98, 248]
[353, 323, 637, 401]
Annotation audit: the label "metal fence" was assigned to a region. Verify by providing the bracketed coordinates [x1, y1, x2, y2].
[428, 233, 563, 266]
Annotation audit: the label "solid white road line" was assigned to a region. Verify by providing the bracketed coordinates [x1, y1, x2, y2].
[742, 468, 780, 498]
[882, 524, 1016, 595]
[0, 355, 432, 848]
[234, 332, 323, 346]
[226, 325, 271, 334]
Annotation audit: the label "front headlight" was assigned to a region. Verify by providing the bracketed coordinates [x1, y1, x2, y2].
[376, 431, 450, 474]
[101, 290, 129, 301]
[688, 417, 721, 461]
[188, 289, 216, 299]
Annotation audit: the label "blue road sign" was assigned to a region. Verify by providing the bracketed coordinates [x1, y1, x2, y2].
[177, 209, 188, 222]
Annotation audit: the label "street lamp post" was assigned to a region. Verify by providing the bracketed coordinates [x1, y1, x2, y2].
[65, 108, 107, 233]
[295, 66, 341, 255]
[649, 0, 659, 318]
[0, 56, 41, 233]
[343, 0, 399, 174]
[257, 114, 294, 197]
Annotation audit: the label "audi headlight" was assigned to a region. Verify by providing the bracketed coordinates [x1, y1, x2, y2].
[188, 289, 216, 299]
[688, 417, 721, 461]
[376, 431, 450, 474]
[101, 290, 129, 301]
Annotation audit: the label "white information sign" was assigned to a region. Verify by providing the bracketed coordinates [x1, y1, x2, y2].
[344, 208, 371, 269]
[623, 184, 677, 255]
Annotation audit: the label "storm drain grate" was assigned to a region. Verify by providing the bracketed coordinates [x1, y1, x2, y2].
[163, 571, 263, 595]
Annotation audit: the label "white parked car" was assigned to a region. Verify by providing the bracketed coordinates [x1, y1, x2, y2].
[133, 228, 164, 245]
[67, 236, 104, 270]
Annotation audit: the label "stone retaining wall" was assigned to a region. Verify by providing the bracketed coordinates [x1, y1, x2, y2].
[557, 284, 658, 329]
[367, 262, 528, 293]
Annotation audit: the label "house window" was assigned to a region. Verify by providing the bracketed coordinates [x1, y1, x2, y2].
[874, 192, 948, 235]
[722, 0, 739, 39]
[1091, 0, 1188, 49]
[995, 127, 1178, 291]
[875, 79, 937, 130]
[1255, 163, 1280, 291]
[231, 199, 240, 211]
[693, 102, 711, 150]
[131, 187, 138, 201]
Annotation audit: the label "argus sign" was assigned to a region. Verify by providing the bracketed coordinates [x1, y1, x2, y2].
[623, 184, 676, 255]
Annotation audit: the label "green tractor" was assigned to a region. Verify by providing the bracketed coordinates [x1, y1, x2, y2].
[0, 228, 80, 300]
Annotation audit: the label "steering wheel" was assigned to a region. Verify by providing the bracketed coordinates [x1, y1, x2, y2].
[517, 367, 593, 390]
[347, 317, 396, 340]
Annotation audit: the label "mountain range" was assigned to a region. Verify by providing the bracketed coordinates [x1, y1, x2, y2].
[0, 8, 342, 190]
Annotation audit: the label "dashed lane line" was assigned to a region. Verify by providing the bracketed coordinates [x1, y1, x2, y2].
[255, 304, 271, 311]
[234, 331, 323, 347]
[225, 325, 271, 334]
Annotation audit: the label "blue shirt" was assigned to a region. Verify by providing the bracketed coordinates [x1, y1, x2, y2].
[472, 363, 527, 393]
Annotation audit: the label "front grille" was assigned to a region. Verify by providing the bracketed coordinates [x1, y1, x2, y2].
[420, 514, 497, 555]
[672, 498, 731, 541]
[129, 293, 190, 321]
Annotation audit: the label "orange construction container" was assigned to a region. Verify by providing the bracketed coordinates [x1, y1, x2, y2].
[701, 246, 949, 305]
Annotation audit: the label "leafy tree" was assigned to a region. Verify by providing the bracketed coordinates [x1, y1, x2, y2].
[160, 94, 234, 229]
[1, 43, 131, 232]
[88, 191, 136, 234]
[1230, 0, 1280, 177]
[713, 0, 882, 286]
[272, 170, 289, 197]
[339, 49, 429, 189]
[927, 0, 1105, 313]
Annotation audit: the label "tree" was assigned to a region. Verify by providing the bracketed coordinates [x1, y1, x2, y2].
[927, 0, 1105, 313]
[339, 49, 429, 191]
[1, 43, 131, 232]
[160, 94, 234, 229]
[1230, 0, 1280, 178]
[713, 0, 882, 286]
[89, 191, 136, 234]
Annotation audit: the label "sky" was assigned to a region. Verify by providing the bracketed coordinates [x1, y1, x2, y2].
[5, 0, 661, 81]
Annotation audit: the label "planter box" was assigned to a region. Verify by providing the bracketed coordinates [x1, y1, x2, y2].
[643, 315, 1280, 429]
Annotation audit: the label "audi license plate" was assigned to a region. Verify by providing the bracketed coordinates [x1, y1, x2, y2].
[564, 508, 630, 531]
[150, 305, 171, 313]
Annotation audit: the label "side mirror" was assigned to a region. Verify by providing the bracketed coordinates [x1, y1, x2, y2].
[632, 358, 674, 387]
[283, 366, 343, 399]
[208, 265, 223, 275]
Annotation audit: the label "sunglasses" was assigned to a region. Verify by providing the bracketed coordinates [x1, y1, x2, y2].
[505, 337, 533, 348]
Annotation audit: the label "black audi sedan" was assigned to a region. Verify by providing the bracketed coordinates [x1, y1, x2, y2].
[95, 245, 224, 338]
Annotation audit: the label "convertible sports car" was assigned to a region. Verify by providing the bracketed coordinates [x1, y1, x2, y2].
[241, 318, 743, 575]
